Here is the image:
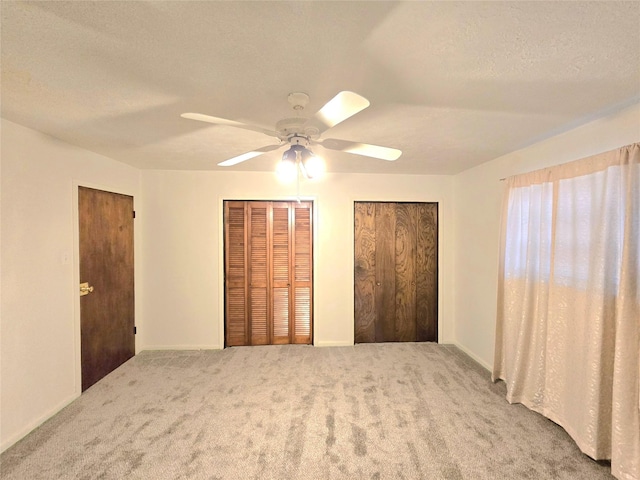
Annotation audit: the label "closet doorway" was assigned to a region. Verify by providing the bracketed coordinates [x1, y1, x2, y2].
[224, 200, 313, 346]
[354, 202, 438, 343]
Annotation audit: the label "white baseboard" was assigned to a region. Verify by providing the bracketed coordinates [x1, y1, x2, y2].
[314, 340, 354, 347]
[451, 341, 493, 371]
[1, 392, 79, 453]
[140, 344, 222, 351]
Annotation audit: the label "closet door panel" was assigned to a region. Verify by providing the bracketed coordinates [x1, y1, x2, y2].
[272, 203, 291, 343]
[374, 203, 397, 342]
[354, 201, 438, 345]
[225, 202, 248, 346]
[416, 204, 438, 341]
[292, 204, 313, 343]
[395, 203, 417, 342]
[224, 200, 313, 346]
[249, 204, 269, 345]
[354, 202, 376, 343]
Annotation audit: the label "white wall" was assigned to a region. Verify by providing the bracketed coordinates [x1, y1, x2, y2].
[452, 103, 640, 369]
[139, 170, 455, 349]
[0, 119, 141, 451]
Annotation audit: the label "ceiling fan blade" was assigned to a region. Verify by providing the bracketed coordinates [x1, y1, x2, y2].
[319, 138, 402, 161]
[218, 144, 283, 167]
[181, 113, 280, 138]
[305, 91, 370, 135]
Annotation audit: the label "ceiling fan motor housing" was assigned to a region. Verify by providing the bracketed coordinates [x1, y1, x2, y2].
[275, 118, 319, 143]
[279, 92, 321, 141]
[275, 117, 307, 136]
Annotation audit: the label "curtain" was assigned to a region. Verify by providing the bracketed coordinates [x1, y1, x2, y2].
[493, 143, 639, 480]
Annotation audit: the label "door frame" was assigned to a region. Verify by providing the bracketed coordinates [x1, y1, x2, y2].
[217, 195, 318, 347]
[72, 181, 140, 395]
[350, 199, 441, 344]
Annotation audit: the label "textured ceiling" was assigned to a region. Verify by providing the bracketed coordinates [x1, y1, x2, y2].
[2, 1, 639, 174]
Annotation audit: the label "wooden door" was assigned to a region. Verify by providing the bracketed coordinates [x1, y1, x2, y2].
[292, 203, 313, 343]
[249, 202, 269, 345]
[375, 203, 396, 341]
[78, 187, 135, 391]
[415, 203, 438, 341]
[395, 203, 418, 341]
[271, 202, 292, 344]
[354, 202, 437, 343]
[224, 203, 248, 346]
[224, 200, 312, 346]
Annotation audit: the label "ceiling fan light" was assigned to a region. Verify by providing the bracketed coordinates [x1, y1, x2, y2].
[276, 155, 297, 183]
[282, 146, 297, 163]
[301, 154, 325, 180]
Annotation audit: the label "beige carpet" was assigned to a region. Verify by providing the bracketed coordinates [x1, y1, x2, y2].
[1, 343, 613, 479]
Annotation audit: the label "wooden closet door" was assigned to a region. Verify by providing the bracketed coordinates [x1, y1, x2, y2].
[394, 203, 417, 341]
[375, 203, 397, 342]
[225, 202, 248, 346]
[354, 202, 438, 344]
[354, 203, 376, 342]
[271, 202, 291, 344]
[224, 200, 313, 346]
[292, 203, 312, 344]
[416, 203, 438, 341]
[248, 203, 269, 345]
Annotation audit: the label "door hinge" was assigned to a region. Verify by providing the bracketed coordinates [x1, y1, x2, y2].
[134, 326, 137, 335]
[133, 211, 136, 219]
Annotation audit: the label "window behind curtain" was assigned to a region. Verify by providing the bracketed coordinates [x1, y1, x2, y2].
[493, 143, 639, 480]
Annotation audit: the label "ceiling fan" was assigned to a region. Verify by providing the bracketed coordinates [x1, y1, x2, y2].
[180, 91, 402, 176]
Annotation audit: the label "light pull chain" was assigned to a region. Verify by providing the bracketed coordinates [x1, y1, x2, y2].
[296, 159, 301, 203]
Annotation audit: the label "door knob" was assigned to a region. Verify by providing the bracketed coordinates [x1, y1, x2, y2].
[80, 282, 94, 296]
[376, 282, 381, 286]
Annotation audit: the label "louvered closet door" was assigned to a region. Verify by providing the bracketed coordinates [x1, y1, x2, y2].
[271, 203, 291, 344]
[224, 200, 313, 346]
[225, 202, 248, 346]
[249, 203, 269, 345]
[292, 203, 312, 344]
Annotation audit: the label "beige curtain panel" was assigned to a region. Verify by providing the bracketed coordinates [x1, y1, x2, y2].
[493, 143, 639, 480]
